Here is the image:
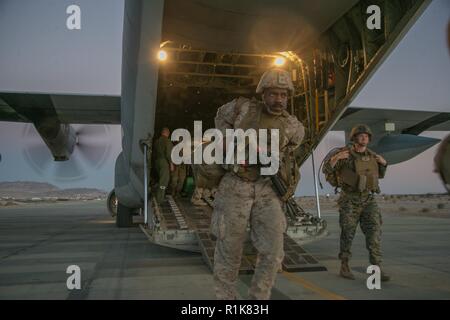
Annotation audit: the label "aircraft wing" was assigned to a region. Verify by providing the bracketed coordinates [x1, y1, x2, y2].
[333, 107, 450, 164]
[0, 93, 120, 124]
[0, 0, 440, 213]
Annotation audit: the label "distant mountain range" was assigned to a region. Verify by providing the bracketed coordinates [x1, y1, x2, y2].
[0, 181, 108, 199]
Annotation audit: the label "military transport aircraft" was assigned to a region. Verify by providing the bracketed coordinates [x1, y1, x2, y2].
[1, 0, 448, 273]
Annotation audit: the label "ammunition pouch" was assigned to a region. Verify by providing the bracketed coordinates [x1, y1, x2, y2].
[339, 166, 359, 189]
[338, 171, 380, 193]
[355, 152, 380, 193]
[363, 174, 379, 192]
[357, 174, 367, 192]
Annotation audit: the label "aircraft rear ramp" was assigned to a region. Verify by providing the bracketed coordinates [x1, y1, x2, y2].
[140, 195, 327, 274]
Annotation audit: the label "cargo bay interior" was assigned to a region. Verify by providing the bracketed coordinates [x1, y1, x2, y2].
[153, 46, 310, 136]
[150, 0, 421, 198]
[141, 0, 425, 272]
[146, 44, 331, 272]
[153, 46, 303, 194]
[150, 43, 341, 193]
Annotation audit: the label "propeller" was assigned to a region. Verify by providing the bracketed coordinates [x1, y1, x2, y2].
[22, 124, 112, 181]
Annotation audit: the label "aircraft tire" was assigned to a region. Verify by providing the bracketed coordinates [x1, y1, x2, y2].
[107, 189, 118, 217]
[116, 202, 133, 227]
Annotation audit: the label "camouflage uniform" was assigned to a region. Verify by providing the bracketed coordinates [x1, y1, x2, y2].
[203, 187, 217, 199]
[191, 142, 221, 205]
[323, 148, 387, 265]
[191, 186, 208, 206]
[191, 185, 217, 205]
[212, 172, 287, 300]
[434, 134, 450, 193]
[211, 75, 304, 299]
[337, 191, 382, 264]
[191, 159, 210, 206]
[170, 164, 187, 197]
[153, 135, 173, 203]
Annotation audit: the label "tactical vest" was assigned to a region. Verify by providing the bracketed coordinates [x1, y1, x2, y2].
[193, 98, 300, 194]
[230, 98, 299, 192]
[338, 149, 380, 193]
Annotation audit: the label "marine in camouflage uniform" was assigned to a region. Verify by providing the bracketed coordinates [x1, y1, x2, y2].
[191, 141, 218, 206]
[323, 124, 390, 281]
[190, 185, 217, 206]
[153, 127, 173, 204]
[170, 163, 187, 197]
[211, 69, 305, 299]
[170, 143, 187, 198]
[434, 134, 450, 193]
[190, 182, 209, 206]
[435, 22, 450, 193]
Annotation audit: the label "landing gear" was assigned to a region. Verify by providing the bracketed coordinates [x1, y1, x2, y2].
[116, 202, 134, 228]
[108, 188, 136, 227]
[106, 189, 118, 217]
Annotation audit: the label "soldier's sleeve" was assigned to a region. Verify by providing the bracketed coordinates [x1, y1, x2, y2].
[323, 160, 335, 175]
[214, 98, 239, 134]
[165, 138, 173, 163]
[323, 157, 343, 174]
[378, 163, 387, 179]
[288, 117, 305, 150]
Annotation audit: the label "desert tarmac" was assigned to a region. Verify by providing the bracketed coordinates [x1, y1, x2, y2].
[0, 196, 449, 300]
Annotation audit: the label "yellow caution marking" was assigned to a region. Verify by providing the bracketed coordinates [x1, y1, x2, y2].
[282, 271, 347, 300]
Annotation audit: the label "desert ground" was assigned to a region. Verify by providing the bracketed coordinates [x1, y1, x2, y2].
[297, 193, 450, 219]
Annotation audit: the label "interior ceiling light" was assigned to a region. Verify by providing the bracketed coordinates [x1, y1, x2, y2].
[274, 56, 286, 67]
[157, 50, 168, 61]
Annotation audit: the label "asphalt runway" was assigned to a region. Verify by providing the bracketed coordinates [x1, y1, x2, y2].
[0, 200, 449, 299]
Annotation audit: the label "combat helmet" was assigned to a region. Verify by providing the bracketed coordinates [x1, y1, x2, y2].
[350, 124, 372, 141]
[256, 68, 294, 94]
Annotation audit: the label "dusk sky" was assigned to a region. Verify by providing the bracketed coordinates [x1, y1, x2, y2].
[0, 0, 449, 195]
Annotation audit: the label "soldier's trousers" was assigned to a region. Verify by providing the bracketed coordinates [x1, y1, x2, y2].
[170, 165, 187, 195]
[338, 192, 382, 265]
[191, 187, 206, 205]
[211, 173, 287, 300]
[154, 158, 170, 204]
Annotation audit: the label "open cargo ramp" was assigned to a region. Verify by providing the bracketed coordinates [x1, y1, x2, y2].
[140, 195, 327, 273]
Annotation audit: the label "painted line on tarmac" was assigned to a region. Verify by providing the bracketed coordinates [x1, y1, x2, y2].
[282, 271, 347, 300]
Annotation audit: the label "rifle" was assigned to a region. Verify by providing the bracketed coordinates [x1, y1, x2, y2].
[270, 173, 320, 225]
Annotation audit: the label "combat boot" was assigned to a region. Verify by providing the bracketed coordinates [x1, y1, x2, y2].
[340, 259, 355, 280]
[191, 198, 207, 206]
[155, 187, 166, 204]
